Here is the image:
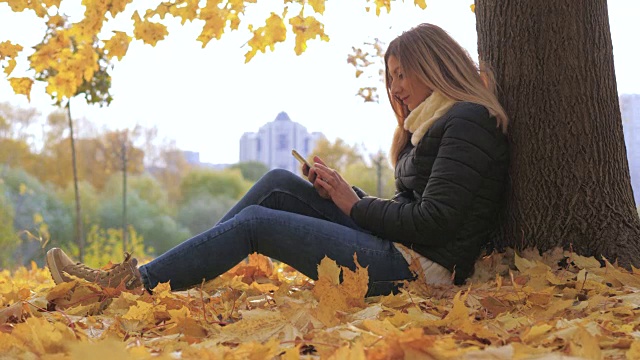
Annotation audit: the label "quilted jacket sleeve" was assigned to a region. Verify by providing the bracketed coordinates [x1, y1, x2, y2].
[350, 111, 498, 247]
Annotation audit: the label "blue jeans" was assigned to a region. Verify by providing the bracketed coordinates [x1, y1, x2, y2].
[138, 169, 415, 297]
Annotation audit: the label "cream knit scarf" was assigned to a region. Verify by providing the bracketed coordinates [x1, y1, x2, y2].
[403, 91, 457, 146]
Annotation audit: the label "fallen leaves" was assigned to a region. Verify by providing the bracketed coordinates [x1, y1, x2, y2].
[2, 248, 640, 358]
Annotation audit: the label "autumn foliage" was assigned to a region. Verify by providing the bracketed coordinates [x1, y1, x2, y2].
[2, 249, 640, 359]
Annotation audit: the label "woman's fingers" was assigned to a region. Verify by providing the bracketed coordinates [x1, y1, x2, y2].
[308, 167, 318, 182]
[313, 155, 327, 166]
[314, 164, 339, 183]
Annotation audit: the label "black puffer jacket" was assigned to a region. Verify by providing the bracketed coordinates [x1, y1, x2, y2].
[350, 102, 508, 284]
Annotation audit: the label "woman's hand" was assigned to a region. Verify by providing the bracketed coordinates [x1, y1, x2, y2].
[303, 156, 330, 199]
[312, 158, 360, 216]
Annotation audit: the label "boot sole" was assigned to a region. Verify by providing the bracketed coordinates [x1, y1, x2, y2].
[46, 249, 67, 285]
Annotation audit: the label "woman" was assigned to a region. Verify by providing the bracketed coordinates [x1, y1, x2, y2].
[47, 23, 509, 297]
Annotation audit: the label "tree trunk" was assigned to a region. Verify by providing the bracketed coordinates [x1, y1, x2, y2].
[475, 0, 640, 267]
[122, 131, 128, 253]
[66, 101, 84, 261]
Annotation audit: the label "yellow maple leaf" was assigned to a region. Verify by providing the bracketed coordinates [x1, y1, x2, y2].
[308, 0, 326, 14]
[289, 14, 330, 55]
[3, 58, 17, 76]
[374, 0, 391, 16]
[521, 323, 553, 343]
[103, 31, 132, 61]
[5, 0, 29, 12]
[0, 41, 23, 76]
[10, 317, 76, 356]
[0, 332, 27, 355]
[340, 254, 369, 307]
[28, 35, 66, 73]
[132, 11, 168, 46]
[168, 0, 199, 24]
[197, 2, 229, 47]
[566, 326, 602, 359]
[317, 256, 341, 285]
[312, 255, 369, 326]
[231, 337, 282, 360]
[8, 77, 33, 101]
[362, 318, 402, 337]
[122, 299, 156, 323]
[68, 337, 130, 360]
[470, 4, 476, 13]
[107, 0, 132, 18]
[245, 13, 287, 62]
[414, 0, 427, 10]
[281, 344, 302, 360]
[328, 340, 365, 360]
[42, 0, 61, 8]
[627, 341, 640, 359]
[46, 14, 65, 27]
[45, 70, 78, 102]
[167, 306, 207, 338]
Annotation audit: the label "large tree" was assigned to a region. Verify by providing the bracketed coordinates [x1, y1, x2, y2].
[475, 0, 640, 266]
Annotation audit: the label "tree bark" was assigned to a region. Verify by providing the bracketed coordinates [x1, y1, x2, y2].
[475, 0, 640, 267]
[66, 101, 84, 262]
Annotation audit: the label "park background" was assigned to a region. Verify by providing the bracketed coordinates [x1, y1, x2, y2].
[0, 0, 638, 268]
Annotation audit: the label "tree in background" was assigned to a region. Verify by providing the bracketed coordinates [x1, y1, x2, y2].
[475, 0, 640, 266]
[151, 147, 192, 203]
[0, 179, 19, 268]
[0, 103, 40, 172]
[98, 172, 189, 254]
[311, 138, 364, 173]
[228, 161, 270, 183]
[180, 168, 252, 203]
[177, 195, 237, 237]
[97, 180, 190, 255]
[312, 137, 395, 198]
[1, 167, 74, 264]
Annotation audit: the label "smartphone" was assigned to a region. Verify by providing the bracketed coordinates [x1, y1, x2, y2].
[291, 149, 312, 168]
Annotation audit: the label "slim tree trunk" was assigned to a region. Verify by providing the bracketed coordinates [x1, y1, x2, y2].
[475, 0, 640, 267]
[122, 131, 128, 253]
[66, 101, 84, 261]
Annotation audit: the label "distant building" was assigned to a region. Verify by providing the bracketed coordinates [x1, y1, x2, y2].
[181, 151, 200, 165]
[239, 112, 326, 174]
[621, 94, 640, 205]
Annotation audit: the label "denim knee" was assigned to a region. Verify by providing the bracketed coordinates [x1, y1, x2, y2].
[261, 168, 298, 184]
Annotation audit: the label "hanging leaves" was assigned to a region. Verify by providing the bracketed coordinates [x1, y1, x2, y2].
[132, 11, 169, 46]
[8, 77, 33, 101]
[289, 12, 330, 55]
[244, 12, 287, 63]
[1, 0, 336, 104]
[0, 41, 23, 76]
[0, 0, 433, 105]
[102, 31, 132, 61]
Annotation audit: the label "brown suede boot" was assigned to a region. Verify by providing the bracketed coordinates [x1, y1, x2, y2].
[46, 247, 142, 290]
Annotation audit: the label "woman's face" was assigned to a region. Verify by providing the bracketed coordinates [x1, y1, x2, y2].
[387, 55, 433, 111]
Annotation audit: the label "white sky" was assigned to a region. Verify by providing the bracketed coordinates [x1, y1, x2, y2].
[1, 0, 639, 164]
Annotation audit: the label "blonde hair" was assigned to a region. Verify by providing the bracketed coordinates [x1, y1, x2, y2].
[385, 23, 508, 166]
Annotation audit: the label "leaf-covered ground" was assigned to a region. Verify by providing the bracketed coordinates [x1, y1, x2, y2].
[1, 249, 640, 359]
